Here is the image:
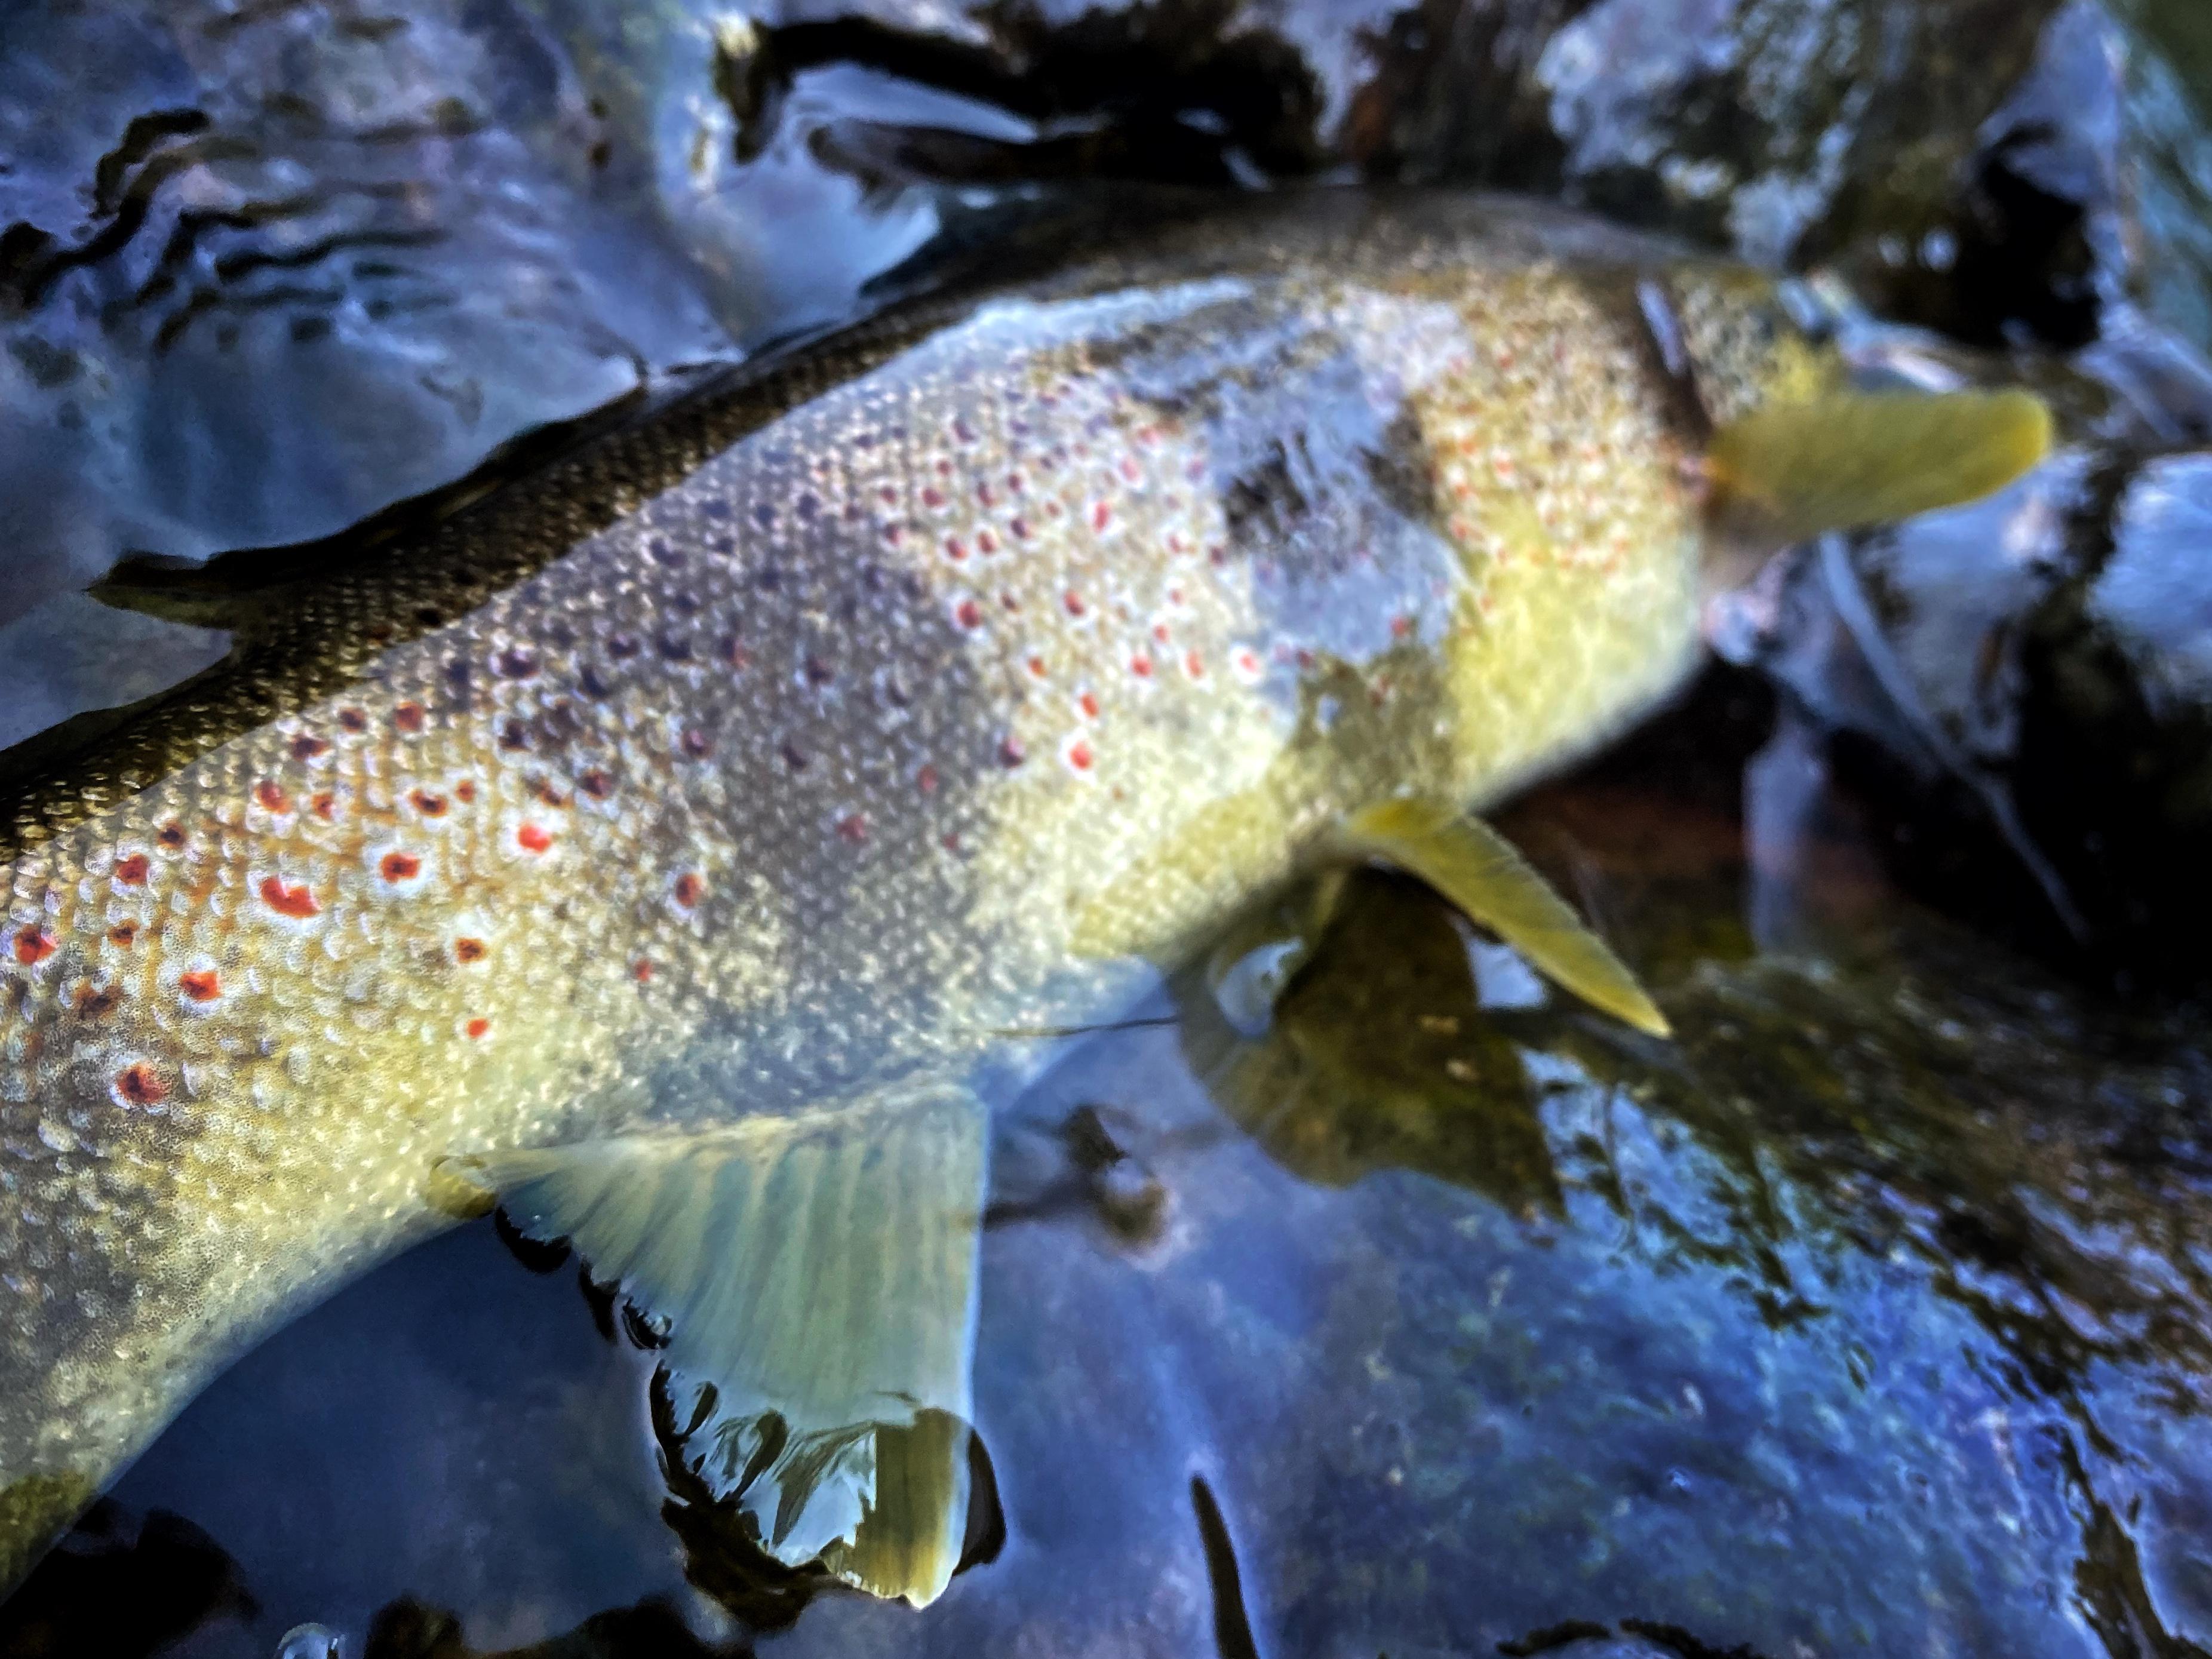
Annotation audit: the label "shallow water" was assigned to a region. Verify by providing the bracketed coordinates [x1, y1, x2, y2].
[9, 2, 2212, 1656]
[4, 672, 2209, 1658]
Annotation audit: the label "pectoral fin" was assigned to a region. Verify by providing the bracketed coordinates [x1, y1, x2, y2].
[1710, 388, 2053, 543]
[1341, 798, 1670, 1038]
[446, 1081, 987, 1606]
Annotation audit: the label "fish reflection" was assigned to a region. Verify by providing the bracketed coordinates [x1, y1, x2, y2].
[1150, 715, 2212, 1655]
[1185, 868, 1563, 1217]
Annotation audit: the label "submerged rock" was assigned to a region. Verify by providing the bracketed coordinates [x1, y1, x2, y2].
[1732, 434, 2212, 991]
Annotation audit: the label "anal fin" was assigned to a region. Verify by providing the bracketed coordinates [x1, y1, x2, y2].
[1341, 797, 1670, 1038]
[447, 1081, 988, 1607]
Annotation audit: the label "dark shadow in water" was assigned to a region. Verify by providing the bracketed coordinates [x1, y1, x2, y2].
[1188, 1476, 1262, 1659]
[0, 1500, 256, 1658]
[361, 1596, 748, 1659]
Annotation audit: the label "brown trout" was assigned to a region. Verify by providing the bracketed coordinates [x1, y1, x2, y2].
[0, 191, 2047, 1606]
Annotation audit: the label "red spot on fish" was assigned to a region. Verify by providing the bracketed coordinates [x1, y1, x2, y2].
[11, 928, 56, 966]
[178, 970, 220, 1003]
[579, 769, 615, 800]
[945, 536, 968, 563]
[466, 1018, 490, 1040]
[1001, 592, 1021, 612]
[1010, 517, 1031, 540]
[680, 728, 714, 760]
[113, 1062, 167, 1107]
[255, 781, 291, 815]
[115, 855, 149, 887]
[454, 938, 488, 964]
[999, 736, 1027, 768]
[1130, 653, 1153, 678]
[1153, 621, 1171, 643]
[1027, 655, 1048, 679]
[976, 528, 997, 555]
[1007, 471, 1026, 494]
[1185, 651, 1206, 680]
[836, 813, 868, 844]
[517, 824, 553, 854]
[633, 958, 654, 984]
[380, 851, 422, 883]
[672, 872, 705, 908]
[1119, 456, 1141, 483]
[107, 921, 138, 948]
[954, 598, 984, 630]
[454, 781, 476, 804]
[311, 791, 337, 822]
[1063, 591, 1087, 618]
[338, 707, 368, 734]
[1092, 502, 1112, 532]
[290, 735, 330, 762]
[393, 703, 426, 734]
[1391, 613, 1414, 638]
[976, 481, 996, 508]
[73, 984, 119, 1019]
[922, 486, 946, 511]
[1066, 738, 1095, 772]
[1078, 691, 1099, 719]
[410, 789, 449, 818]
[156, 822, 188, 850]
[917, 764, 939, 794]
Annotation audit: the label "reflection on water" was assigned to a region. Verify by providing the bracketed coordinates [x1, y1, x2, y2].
[9, 665, 2209, 1657]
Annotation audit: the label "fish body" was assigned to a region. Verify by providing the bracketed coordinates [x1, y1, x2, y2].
[0, 191, 2033, 1596]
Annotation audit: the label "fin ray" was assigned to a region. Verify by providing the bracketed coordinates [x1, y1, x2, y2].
[1711, 388, 2053, 542]
[450, 1080, 987, 1606]
[1342, 797, 1670, 1038]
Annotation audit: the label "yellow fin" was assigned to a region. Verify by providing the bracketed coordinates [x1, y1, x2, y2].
[447, 1082, 987, 1607]
[1710, 388, 2053, 542]
[1340, 797, 1670, 1039]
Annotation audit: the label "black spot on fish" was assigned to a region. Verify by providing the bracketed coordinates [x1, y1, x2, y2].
[537, 701, 583, 744]
[496, 648, 539, 680]
[702, 499, 731, 522]
[657, 633, 693, 663]
[577, 664, 613, 700]
[754, 566, 783, 593]
[608, 634, 640, 660]
[752, 502, 777, 529]
[499, 719, 531, 752]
